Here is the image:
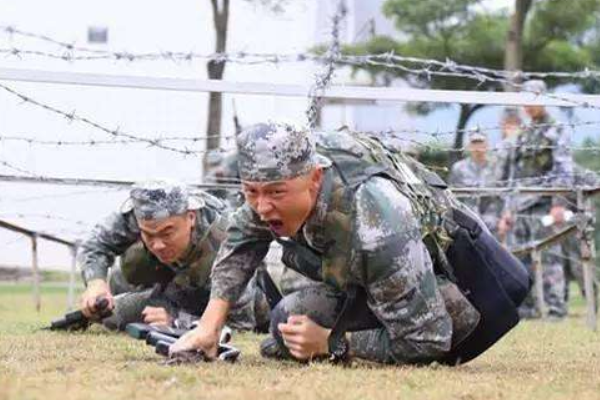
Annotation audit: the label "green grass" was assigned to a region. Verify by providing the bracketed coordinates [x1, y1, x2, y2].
[1, 284, 599, 400]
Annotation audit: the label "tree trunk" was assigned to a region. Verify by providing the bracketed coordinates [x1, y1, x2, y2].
[204, 0, 230, 176]
[504, 0, 533, 91]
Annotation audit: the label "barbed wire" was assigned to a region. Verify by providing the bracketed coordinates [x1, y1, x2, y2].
[0, 133, 236, 147]
[0, 187, 123, 202]
[0, 173, 239, 191]
[0, 213, 90, 227]
[1, 170, 600, 198]
[0, 159, 39, 176]
[2, 24, 600, 83]
[0, 82, 241, 157]
[306, 1, 346, 128]
[1, 119, 600, 155]
[0, 46, 321, 64]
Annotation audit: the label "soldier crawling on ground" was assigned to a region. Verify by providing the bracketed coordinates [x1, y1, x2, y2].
[170, 122, 529, 365]
[78, 180, 269, 332]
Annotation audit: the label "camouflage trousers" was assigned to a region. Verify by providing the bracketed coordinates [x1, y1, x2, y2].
[510, 207, 567, 319]
[103, 246, 270, 332]
[559, 232, 598, 308]
[267, 278, 479, 364]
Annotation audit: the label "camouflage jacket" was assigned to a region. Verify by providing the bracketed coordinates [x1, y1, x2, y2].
[496, 114, 573, 211]
[78, 193, 229, 292]
[205, 152, 244, 210]
[211, 132, 453, 363]
[449, 157, 500, 231]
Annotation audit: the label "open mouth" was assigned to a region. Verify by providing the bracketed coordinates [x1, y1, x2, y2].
[267, 220, 285, 235]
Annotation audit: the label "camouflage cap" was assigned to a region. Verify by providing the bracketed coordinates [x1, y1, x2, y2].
[501, 107, 521, 122]
[206, 149, 224, 168]
[522, 79, 547, 94]
[121, 180, 204, 220]
[468, 127, 487, 143]
[236, 122, 331, 182]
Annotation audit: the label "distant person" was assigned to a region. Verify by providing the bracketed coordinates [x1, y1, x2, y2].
[500, 107, 522, 141]
[557, 165, 599, 309]
[449, 128, 499, 234]
[78, 180, 269, 332]
[495, 108, 524, 242]
[496, 80, 573, 320]
[204, 149, 245, 210]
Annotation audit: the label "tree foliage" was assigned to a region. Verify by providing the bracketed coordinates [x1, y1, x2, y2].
[342, 0, 600, 152]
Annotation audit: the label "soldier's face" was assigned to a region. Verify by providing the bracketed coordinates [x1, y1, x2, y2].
[524, 105, 545, 120]
[242, 167, 323, 237]
[138, 211, 196, 264]
[468, 140, 488, 162]
[501, 119, 521, 139]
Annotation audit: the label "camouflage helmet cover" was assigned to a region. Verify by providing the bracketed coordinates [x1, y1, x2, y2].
[236, 122, 331, 182]
[121, 180, 204, 220]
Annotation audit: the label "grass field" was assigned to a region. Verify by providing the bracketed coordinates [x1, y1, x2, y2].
[1, 282, 599, 400]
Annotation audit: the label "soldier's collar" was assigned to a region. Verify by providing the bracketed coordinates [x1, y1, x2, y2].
[172, 213, 201, 268]
[469, 157, 487, 168]
[300, 168, 334, 250]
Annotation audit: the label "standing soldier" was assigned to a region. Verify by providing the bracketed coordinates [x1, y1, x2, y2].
[449, 128, 499, 234]
[557, 165, 599, 308]
[78, 180, 269, 332]
[497, 80, 573, 320]
[203, 149, 244, 210]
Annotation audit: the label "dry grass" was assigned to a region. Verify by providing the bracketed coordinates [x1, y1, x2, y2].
[1, 282, 599, 400]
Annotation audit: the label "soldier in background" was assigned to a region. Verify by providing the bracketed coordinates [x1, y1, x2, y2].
[78, 180, 269, 332]
[204, 149, 244, 210]
[449, 128, 499, 234]
[496, 80, 573, 320]
[556, 165, 600, 309]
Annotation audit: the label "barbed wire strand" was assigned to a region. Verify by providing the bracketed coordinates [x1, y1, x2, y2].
[2, 24, 600, 83]
[306, 1, 347, 129]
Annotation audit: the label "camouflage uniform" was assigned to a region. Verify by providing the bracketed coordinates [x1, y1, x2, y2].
[203, 150, 244, 210]
[78, 181, 269, 331]
[210, 123, 479, 364]
[449, 157, 499, 235]
[497, 101, 573, 318]
[557, 166, 600, 306]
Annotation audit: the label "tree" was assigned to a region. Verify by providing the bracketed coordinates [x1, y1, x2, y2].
[504, 0, 533, 90]
[205, 0, 229, 175]
[342, 0, 600, 160]
[203, 0, 288, 175]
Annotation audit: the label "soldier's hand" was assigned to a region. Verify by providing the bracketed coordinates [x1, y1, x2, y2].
[278, 315, 331, 361]
[81, 279, 114, 318]
[142, 306, 173, 326]
[550, 205, 566, 225]
[169, 325, 219, 360]
[497, 212, 513, 238]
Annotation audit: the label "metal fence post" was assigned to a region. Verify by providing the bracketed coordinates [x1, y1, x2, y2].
[532, 248, 547, 319]
[30, 233, 41, 312]
[578, 189, 597, 331]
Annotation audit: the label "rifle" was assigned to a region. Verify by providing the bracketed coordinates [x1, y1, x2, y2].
[125, 322, 232, 344]
[125, 322, 187, 340]
[126, 322, 238, 363]
[45, 297, 111, 331]
[155, 339, 240, 363]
